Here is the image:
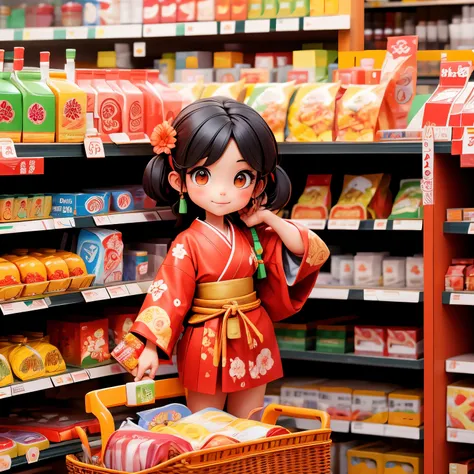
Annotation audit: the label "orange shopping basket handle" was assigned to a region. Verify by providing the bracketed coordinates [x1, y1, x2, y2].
[261, 404, 331, 429]
[85, 377, 185, 459]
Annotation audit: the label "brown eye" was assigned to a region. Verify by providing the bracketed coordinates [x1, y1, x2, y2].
[234, 172, 253, 189]
[191, 168, 211, 186]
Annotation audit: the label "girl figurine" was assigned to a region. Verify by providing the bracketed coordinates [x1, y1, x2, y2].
[130, 97, 329, 418]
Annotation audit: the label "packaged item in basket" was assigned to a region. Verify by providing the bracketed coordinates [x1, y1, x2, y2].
[104, 430, 193, 472]
[329, 174, 383, 220]
[351, 383, 398, 423]
[246, 82, 296, 142]
[286, 83, 339, 142]
[388, 389, 424, 427]
[354, 326, 387, 356]
[291, 175, 332, 220]
[389, 179, 423, 219]
[138, 404, 192, 430]
[112, 332, 145, 372]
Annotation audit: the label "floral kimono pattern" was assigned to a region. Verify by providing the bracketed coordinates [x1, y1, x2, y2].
[131, 218, 329, 394]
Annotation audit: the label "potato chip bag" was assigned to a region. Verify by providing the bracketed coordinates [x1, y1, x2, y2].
[28, 339, 66, 376]
[0, 337, 45, 381]
[329, 174, 383, 220]
[247, 82, 296, 142]
[367, 174, 392, 219]
[287, 83, 339, 142]
[336, 84, 386, 142]
[389, 179, 422, 219]
[200, 80, 246, 101]
[291, 175, 332, 219]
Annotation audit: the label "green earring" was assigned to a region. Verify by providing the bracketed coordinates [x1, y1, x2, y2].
[250, 227, 266, 279]
[179, 193, 187, 214]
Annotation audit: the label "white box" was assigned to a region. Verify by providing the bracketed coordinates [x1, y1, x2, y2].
[339, 257, 354, 286]
[383, 257, 406, 288]
[354, 254, 383, 287]
[406, 257, 424, 288]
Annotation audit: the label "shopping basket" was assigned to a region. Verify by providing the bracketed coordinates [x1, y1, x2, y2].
[66, 377, 332, 474]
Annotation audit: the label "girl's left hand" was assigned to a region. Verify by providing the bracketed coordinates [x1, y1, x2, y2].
[239, 206, 270, 227]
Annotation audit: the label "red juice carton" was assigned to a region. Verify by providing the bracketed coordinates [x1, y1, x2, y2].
[387, 327, 423, 359]
[90, 69, 123, 142]
[76, 69, 99, 130]
[354, 326, 387, 356]
[146, 70, 183, 123]
[106, 69, 146, 141]
[106, 308, 136, 349]
[177, 0, 196, 21]
[48, 318, 110, 368]
[445, 265, 466, 291]
[143, 0, 160, 23]
[159, 0, 177, 22]
[77, 228, 124, 285]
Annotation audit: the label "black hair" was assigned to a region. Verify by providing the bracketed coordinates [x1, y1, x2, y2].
[143, 97, 291, 221]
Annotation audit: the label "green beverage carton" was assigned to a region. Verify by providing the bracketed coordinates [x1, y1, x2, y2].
[0, 72, 22, 143]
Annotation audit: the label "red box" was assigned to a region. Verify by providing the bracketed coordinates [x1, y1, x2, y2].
[48, 318, 110, 368]
[143, 0, 160, 23]
[445, 265, 467, 291]
[387, 327, 423, 359]
[158, 0, 177, 22]
[176, 0, 196, 22]
[106, 308, 137, 350]
[354, 326, 387, 356]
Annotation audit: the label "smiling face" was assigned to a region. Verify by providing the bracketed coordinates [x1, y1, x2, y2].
[169, 139, 265, 217]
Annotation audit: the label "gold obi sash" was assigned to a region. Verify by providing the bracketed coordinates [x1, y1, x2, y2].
[188, 277, 263, 368]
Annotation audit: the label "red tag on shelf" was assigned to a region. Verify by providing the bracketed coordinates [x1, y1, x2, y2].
[0, 157, 44, 176]
[84, 136, 105, 159]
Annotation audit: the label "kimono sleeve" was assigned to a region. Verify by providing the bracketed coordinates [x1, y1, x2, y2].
[256, 220, 329, 322]
[130, 233, 196, 360]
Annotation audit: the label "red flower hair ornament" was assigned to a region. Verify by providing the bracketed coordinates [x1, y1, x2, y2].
[150, 121, 177, 156]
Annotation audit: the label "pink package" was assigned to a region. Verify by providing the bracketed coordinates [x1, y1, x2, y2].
[104, 430, 192, 471]
[76, 69, 99, 130]
[354, 326, 387, 356]
[147, 70, 184, 123]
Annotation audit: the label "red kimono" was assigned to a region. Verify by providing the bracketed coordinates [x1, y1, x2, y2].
[131, 218, 329, 394]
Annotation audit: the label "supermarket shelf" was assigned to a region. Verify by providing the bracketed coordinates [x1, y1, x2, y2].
[0, 208, 174, 236]
[11, 142, 453, 159]
[352, 422, 423, 440]
[293, 219, 423, 231]
[447, 428, 474, 444]
[366, 0, 474, 8]
[0, 280, 152, 315]
[0, 361, 178, 400]
[444, 221, 474, 234]
[280, 350, 424, 369]
[310, 286, 424, 303]
[446, 354, 474, 374]
[442, 291, 474, 305]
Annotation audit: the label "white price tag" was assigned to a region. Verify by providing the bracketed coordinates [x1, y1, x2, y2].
[107, 211, 160, 225]
[88, 363, 126, 379]
[276, 18, 299, 31]
[93, 215, 112, 226]
[66, 26, 88, 39]
[303, 15, 350, 30]
[0, 219, 54, 235]
[82, 287, 110, 303]
[363, 289, 377, 301]
[185, 21, 218, 35]
[351, 421, 385, 436]
[220, 21, 236, 34]
[144, 23, 176, 37]
[11, 377, 53, 396]
[448, 427, 474, 444]
[84, 136, 105, 158]
[331, 420, 351, 433]
[107, 285, 130, 298]
[0, 386, 12, 399]
[310, 287, 350, 300]
[26, 447, 40, 464]
[0, 29, 14, 41]
[295, 219, 326, 230]
[54, 217, 75, 229]
[23, 27, 54, 40]
[364, 289, 421, 303]
[449, 292, 474, 306]
[244, 19, 270, 33]
[51, 373, 74, 387]
[328, 219, 360, 230]
[71, 370, 89, 383]
[374, 219, 387, 230]
[133, 41, 146, 57]
[0, 299, 48, 315]
[0, 455, 11, 472]
[384, 425, 422, 440]
[126, 283, 143, 295]
[393, 220, 423, 231]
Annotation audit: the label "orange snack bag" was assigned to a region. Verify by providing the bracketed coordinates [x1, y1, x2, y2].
[246, 82, 296, 142]
[291, 175, 332, 219]
[287, 83, 339, 142]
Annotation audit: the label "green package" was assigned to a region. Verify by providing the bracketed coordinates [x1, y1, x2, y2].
[388, 179, 423, 220]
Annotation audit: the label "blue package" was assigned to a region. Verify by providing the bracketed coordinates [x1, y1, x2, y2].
[51, 192, 111, 217]
[83, 189, 134, 212]
[137, 403, 192, 430]
[81, 0, 101, 25]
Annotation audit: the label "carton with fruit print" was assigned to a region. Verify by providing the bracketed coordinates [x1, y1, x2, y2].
[387, 327, 423, 359]
[0, 72, 22, 143]
[447, 380, 474, 431]
[12, 72, 55, 143]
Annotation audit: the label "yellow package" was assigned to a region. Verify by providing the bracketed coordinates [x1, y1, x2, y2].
[287, 83, 339, 142]
[351, 384, 398, 424]
[384, 450, 423, 474]
[27, 334, 66, 376]
[0, 337, 45, 381]
[0, 353, 13, 387]
[247, 82, 296, 142]
[170, 82, 204, 109]
[200, 80, 246, 101]
[388, 389, 423, 427]
[291, 175, 332, 219]
[329, 174, 384, 220]
[348, 443, 391, 474]
[336, 84, 385, 142]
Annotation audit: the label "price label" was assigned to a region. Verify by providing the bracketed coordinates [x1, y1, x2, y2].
[88, 363, 125, 379]
[295, 219, 326, 230]
[107, 285, 130, 298]
[26, 447, 40, 464]
[82, 287, 110, 303]
[220, 21, 236, 34]
[275, 18, 299, 31]
[185, 21, 218, 36]
[66, 26, 88, 39]
[469, 223, 474, 234]
[0, 299, 48, 315]
[133, 41, 146, 57]
[84, 136, 105, 159]
[93, 215, 112, 226]
[352, 422, 385, 436]
[0, 386, 12, 399]
[0, 455, 11, 472]
[328, 219, 360, 230]
[447, 427, 474, 444]
[54, 217, 75, 229]
[71, 370, 89, 383]
[11, 377, 53, 396]
[449, 292, 474, 306]
[393, 220, 423, 231]
[126, 283, 143, 295]
[244, 19, 270, 33]
[374, 219, 387, 230]
[310, 287, 350, 300]
[0, 139, 17, 158]
[51, 373, 74, 387]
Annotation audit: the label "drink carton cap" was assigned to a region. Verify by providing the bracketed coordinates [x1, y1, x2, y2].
[66, 49, 76, 60]
[40, 51, 50, 63]
[14, 47, 24, 60]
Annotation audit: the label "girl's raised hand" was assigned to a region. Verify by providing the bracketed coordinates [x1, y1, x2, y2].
[239, 206, 271, 227]
[132, 339, 160, 382]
